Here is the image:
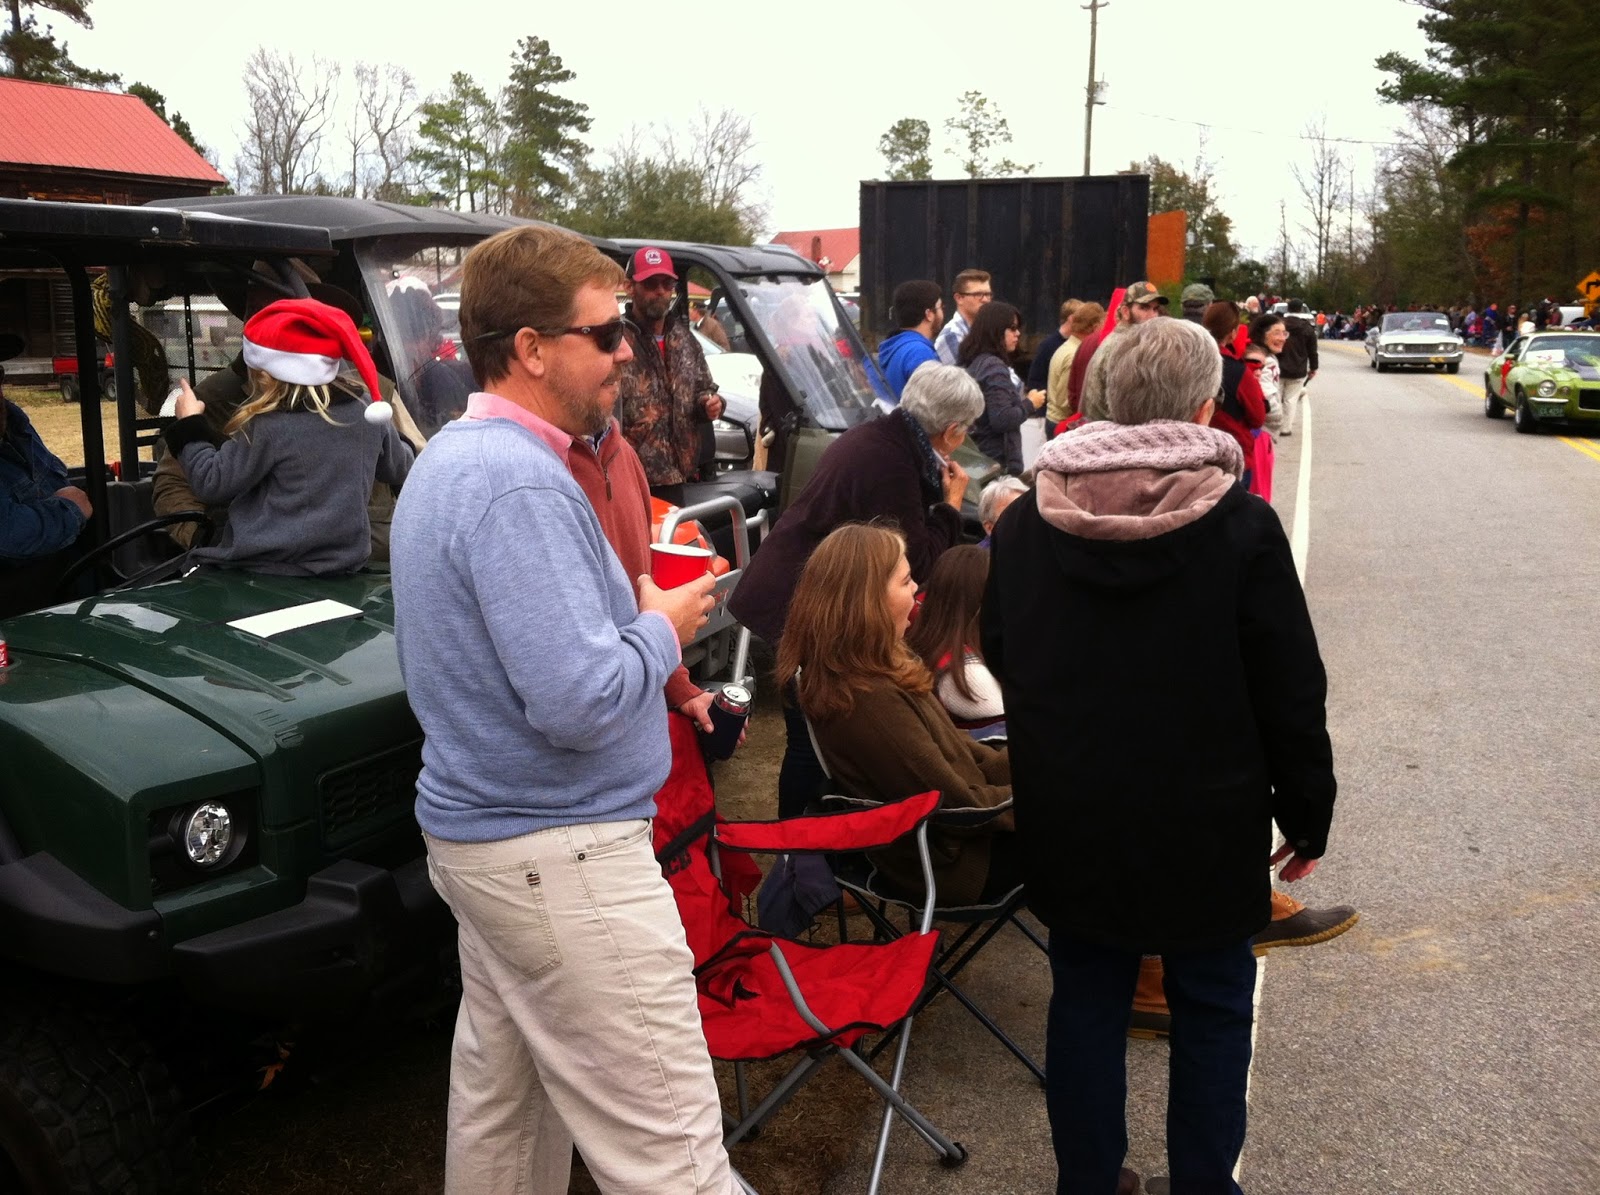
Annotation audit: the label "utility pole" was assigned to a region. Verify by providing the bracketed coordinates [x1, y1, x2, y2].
[1082, 0, 1107, 175]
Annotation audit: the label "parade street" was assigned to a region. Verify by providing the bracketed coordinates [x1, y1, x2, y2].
[833, 340, 1600, 1194]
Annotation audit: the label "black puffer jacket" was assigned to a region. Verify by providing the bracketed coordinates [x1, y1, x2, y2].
[1278, 315, 1320, 380]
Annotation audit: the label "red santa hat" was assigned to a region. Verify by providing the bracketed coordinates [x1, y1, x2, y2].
[242, 297, 391, 425]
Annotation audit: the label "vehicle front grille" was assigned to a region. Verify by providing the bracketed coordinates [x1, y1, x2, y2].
[319, 741, 423, 847]
[1579, 390, 1600, 412]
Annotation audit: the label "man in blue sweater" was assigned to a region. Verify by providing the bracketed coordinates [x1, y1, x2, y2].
[876, 278, 944, 402]
[391, 226, 731, 1193]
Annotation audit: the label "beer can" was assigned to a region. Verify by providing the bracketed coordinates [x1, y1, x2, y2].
[702, 683, 751, 761]
[713, 684, 751, 719]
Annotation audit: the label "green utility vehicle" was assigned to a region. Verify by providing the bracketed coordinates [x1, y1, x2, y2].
[0, 199, 456, 1194]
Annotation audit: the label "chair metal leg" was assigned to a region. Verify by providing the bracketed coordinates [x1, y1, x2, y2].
[832, 1023, 962, 1179]
[1014, 911, 1049, 954]
[724, 1049, 831, 1145]
[734, 1059, 750, 1121]
[731, 1163, 759, 1194]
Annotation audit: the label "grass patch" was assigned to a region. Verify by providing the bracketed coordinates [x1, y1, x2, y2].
[6, 385, 123, 470]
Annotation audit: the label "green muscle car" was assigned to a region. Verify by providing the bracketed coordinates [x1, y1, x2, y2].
[1483, 330, 1600, 433]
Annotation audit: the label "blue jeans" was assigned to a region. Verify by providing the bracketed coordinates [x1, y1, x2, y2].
[1046, 934, 1257, 1195]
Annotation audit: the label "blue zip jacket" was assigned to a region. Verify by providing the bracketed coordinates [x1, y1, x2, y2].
[1, 400, 84, 561]
[877, 330, 940, 401]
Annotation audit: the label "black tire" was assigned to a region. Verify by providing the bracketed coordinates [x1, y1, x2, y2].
[1368, 353, 1377, 370]
[1376, 361, 1389, 373]
[1446, 362, 1460, 374]
[1514, 390, 1538, 434]
[1485, 389, 1505, 419]
[0, 995, 195, 1194]
[58, 376, 79, 404]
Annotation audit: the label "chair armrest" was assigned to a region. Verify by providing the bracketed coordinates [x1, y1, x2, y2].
[714, 791, 940, 854]
[932, 798, 1012, 830]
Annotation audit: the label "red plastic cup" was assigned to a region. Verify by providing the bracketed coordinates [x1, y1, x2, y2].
[649, 543, 713, 589]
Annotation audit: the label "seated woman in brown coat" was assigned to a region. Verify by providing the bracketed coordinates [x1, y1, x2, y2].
[775, 523, 1017, 905]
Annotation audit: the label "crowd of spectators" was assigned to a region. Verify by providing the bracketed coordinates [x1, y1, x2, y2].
[5, 239, 1370, 1194]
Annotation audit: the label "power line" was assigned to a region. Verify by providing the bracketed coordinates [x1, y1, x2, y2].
[1103, 104, 1406, 147]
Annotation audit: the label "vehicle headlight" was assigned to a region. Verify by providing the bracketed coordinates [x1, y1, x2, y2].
[179, 802, 235, 867]
[1537, 380, 1558, 398]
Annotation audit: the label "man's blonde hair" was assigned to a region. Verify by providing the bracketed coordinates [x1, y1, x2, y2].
[459, 225, 625, 387]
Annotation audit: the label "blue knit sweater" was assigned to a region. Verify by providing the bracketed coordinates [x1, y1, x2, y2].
[391, 415, 681, 842]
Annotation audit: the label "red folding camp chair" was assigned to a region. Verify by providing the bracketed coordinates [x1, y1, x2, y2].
[652, 714, 969, 1194]
[801, 710, 1049, 1085]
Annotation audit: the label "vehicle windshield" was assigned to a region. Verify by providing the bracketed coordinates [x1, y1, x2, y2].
[735, 276, 888, 429]
[1382, 312, 1451, 332]
[1524, 335, 1600, 364]
[354, 237, 479, 440]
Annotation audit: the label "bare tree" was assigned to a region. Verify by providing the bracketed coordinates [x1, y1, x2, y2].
[663, 107, 769, 236]
[1291, 117, 1347, 286]
[238, 47, 340, 194]
[340, 62, 417, 199]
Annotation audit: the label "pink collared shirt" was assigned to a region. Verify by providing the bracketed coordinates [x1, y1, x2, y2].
[464, 392, 575, 465]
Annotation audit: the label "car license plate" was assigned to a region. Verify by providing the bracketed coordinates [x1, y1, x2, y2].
[1429, 356, 1446, 363]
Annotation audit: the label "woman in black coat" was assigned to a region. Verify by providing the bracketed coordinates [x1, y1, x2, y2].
[980, 317, 1339, 1195]
[957, 301, 1044, 475]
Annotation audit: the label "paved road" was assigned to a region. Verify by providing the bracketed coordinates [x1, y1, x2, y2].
[829, 343, 1600, 1193]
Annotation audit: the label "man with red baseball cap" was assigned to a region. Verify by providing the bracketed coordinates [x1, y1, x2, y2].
[617, 246, 724, 504]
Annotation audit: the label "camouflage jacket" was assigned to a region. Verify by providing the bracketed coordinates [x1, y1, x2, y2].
[617, 305, 718, 487]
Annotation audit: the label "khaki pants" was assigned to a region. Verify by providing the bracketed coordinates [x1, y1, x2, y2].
[1280, 375, 1308, 436]
[425, 820, 734, 1195]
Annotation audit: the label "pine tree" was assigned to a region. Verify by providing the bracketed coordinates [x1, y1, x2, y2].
[2, 0, 117, 86]
[500, 36, 591, 217]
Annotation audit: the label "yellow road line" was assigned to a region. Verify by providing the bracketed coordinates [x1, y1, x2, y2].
[1426, 368, 1600, 466]
[1335, 346, 1600, 465]
[1559, 435, 1600, 464]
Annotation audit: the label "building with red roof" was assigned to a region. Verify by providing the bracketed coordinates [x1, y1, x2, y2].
[769, 228, 860, 292]
[0, 78, 225, 205]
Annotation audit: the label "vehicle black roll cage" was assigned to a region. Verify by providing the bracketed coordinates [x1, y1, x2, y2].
[0, 199, 334, 554]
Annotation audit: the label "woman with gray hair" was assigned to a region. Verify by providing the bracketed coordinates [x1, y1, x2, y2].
[981, 316, 1339, 1193]
[730, 363, 985, 816]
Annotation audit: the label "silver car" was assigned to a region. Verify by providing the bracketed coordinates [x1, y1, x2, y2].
[1365, 311, 1464, 373]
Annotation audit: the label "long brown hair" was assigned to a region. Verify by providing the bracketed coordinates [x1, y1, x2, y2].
[905, 545, 989, 702]
[775, 524, 932, 721]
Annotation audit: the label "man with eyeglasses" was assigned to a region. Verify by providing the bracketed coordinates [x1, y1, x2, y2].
[935, 268, 994, 365]
[617, 246, 724, 505]
[391, 225, 732, 1193]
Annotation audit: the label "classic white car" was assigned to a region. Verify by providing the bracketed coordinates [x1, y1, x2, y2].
[1365, 311, 1464, 373]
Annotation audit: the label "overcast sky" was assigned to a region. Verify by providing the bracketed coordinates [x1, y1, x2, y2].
[66, 0, 1433, 259]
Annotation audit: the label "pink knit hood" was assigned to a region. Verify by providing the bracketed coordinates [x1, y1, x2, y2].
[1030, 419, 1244, 543]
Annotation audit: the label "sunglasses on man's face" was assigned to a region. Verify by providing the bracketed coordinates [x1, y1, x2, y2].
[475, 319, 629, 354]
[541, 319, 629, 353]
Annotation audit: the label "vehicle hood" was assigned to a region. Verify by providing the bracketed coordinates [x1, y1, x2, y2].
[1377, 330, 1459, 344]
[0, 572, 413, 831]
[1517, 349, 1600, 379]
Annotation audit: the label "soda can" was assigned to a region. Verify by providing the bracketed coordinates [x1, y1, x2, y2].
[0, 634, 9, 670]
